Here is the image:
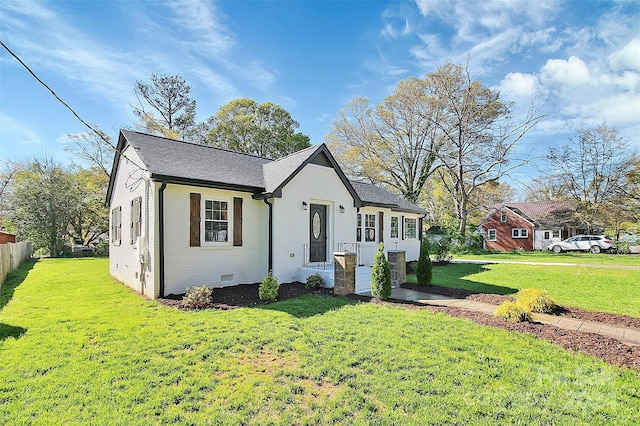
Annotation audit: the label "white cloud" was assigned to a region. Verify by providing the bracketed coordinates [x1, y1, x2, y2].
[610, 38, 640, 72]
[165, 0, 235, 54]
[0, 0, 145, 114]
[540, 56, 590, 86]
[0, 113, 42, 146]
[499, 72, 540, 99]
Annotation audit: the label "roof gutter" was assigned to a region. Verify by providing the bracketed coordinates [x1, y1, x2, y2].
[158, 181, 167, 298]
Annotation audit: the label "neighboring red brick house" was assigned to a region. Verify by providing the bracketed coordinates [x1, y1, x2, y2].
[0, 231, 17, 244]
[479, 201, 580, 251]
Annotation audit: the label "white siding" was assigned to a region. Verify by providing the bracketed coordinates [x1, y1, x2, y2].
[109, 146, 154, 296]
[272, 164, 356, 283]
[162, 185, 269, 296]
[358, 208, 422, 265]
[534, 229, 561, 250]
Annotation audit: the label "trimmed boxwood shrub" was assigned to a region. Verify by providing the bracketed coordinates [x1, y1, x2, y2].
[516, 288, 557, 314]
[371, 243, 392, 300]
[259, 272, 279, 301]
[494, 301, 531, 323]
[416, 238, 433, 286]
[181, 285, 213, 310]
[305, 273, 324, 289]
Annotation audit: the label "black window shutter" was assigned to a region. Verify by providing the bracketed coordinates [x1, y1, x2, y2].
[378, 212, 384, 244]
[233, 197, 243, 246]
[401, 215, 405, 240]
[418, 218, 423, 241]
[190, 193, 201, 247]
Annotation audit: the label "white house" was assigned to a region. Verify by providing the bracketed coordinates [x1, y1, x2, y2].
[107, 130, 426, 298]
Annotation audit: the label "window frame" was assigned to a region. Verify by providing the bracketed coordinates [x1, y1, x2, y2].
[203, 198, 230, 245]
[130, 196, 142, 246]
[512, 228, 529, 239]
[390, 216, 399, 239]
[404, 217, 417, 239]
[364, 213, 376, 242]
[111, 206, 122, 245]
[500, 212, 507, 222]
[488, 229, 497, 241]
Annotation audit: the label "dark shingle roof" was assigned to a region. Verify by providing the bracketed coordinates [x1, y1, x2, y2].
[351, 181, 427, 214]
[480, 200, 577, 227]
[263, 144, 322, 194]
[109, 131, 425, 214]
[503, 200, 577, 226]
[122, 130, 269, 190]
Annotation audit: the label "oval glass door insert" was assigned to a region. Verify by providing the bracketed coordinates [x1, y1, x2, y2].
[312, 211, 321, 239]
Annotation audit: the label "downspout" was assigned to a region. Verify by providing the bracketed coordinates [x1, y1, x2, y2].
[263, 198, 273, 273]
[158, 181, 167, 298]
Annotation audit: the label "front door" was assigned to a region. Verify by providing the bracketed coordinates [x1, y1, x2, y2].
[309, 204, 327, 262]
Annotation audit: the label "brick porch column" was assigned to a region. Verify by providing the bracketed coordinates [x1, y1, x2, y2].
[333, 252, 356, 295]
[387, 250, 406, 288]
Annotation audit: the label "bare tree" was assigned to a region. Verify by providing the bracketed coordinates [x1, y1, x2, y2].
[327, 77, 441, 203]
[425, 62, 545, 236]
[64, 129, 113, 177]
[548, 125, 635, 233]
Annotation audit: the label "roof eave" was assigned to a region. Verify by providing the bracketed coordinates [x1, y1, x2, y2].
[150, 174, 265, 194]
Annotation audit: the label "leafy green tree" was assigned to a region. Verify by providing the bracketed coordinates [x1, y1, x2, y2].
[416, 238, 432, 286]
[326, 76, 441, 203]
[206, 98, 310, 158]
[133, 74, 198, 141]
[67, 167, 109, 246]
[8, 157, 80, 256]
[371, 243, 391, 300]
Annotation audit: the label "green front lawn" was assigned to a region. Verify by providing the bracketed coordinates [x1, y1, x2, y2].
[408, 262, 640, 317]
[454, 251, 640, 266]
[1, 258, 639, 424]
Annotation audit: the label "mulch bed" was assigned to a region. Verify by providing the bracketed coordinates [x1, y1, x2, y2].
[158, 282, 640, 371]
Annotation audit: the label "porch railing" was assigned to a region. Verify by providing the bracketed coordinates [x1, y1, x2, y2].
[337, 242, 361, 266]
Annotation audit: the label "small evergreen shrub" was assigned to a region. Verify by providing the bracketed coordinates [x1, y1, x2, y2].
[305, 273, 324, 289]
[259, 272, 279, 301]
[181, 285, 213, 310]
[494, 301, 531, 323]
[371, 243, 392, 300]
[416, 238, 433, 286]
[516, 288, 556, 314]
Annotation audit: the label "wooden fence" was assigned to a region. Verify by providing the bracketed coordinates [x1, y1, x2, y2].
[0, 242, 32, 287]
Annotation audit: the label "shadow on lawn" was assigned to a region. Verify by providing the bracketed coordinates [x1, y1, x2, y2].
[0, 323, 26, 340]
[1, 258, 38, 311]
[0, 258, 36, 341]
[409, 263, 518, 296]
[257, 294, 358, 319]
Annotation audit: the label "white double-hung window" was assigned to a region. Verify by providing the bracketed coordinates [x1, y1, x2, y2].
[204, 200, 228, 243]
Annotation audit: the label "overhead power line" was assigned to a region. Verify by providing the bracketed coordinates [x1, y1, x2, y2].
[0, 39, 145, 172]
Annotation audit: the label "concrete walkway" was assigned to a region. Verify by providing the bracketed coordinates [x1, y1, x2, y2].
[388, 287, 640, 347]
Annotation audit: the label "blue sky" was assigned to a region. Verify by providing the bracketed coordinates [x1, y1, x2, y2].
[1, 0, 639, 189]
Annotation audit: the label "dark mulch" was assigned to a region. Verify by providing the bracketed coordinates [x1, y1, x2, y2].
[158, 282, 334, 310]
[158, 282, 640, 370]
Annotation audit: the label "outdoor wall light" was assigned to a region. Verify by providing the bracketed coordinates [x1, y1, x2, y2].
[339, 205, 345, 213]
[302, 201, 308, 210]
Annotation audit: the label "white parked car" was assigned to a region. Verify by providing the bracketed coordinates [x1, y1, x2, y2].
[547, 235, 616, 254]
